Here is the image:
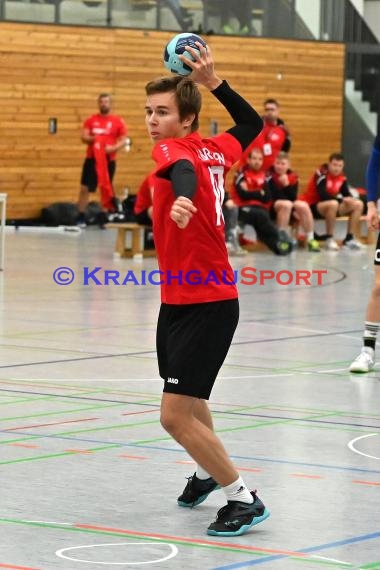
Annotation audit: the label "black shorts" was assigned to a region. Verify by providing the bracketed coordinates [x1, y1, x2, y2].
[374, 233, 380, 265]
[80, 158, 116, 193]
[156, 298, 239, 399]
[310, 200, 342, 219]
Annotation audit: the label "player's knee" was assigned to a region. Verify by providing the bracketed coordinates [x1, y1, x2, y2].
[160, 408, 181, 436]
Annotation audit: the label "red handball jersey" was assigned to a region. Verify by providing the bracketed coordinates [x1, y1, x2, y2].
[134, 174, 154, 215]
[301, 166, 347, 205]
[239, 122, 288, 171]
[230, 167, 269, 209]
[83, 114, 127, 160]
[152, 131, 242, 305]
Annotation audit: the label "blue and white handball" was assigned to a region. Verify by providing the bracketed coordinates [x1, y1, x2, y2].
[163, 33, 207, 76]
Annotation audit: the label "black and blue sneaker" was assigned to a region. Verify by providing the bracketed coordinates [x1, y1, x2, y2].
[207, 491, 270, 536]
[177, 473, 220, 508]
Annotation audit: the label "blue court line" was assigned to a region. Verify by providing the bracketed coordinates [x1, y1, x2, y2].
[212, 531, 380, 569]
[1, 429, 380, 475]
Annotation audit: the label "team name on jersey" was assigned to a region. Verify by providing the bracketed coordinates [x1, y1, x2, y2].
[196, 147, 226, 165]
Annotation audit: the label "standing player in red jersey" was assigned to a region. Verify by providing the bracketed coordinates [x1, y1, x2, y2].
[77, 93, 127, 227]
[144, 42, 270, 537]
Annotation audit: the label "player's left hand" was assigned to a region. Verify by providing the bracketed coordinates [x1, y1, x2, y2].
[105, 144, 115, 154]
[170, 196, 197, 229]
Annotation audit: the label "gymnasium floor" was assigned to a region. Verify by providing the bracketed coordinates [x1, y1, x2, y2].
[0, 227, 379, 570]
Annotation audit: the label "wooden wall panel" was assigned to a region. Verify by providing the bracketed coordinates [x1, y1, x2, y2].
[0, 23, 344, 219]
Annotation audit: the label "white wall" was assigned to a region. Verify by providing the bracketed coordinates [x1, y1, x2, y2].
[364, 1, 380, 41]
[295, 0, 320, 38]
[350, 0, 365, 15]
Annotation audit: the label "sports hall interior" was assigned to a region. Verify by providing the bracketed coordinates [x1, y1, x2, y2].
[0, 1, 379, 569]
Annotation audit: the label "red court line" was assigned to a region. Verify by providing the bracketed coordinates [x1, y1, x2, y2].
[352, 480, 380, 486]
[121, 410, 159, 416]
[118, 454, 148, 460]
[75, 524, 307, 557]
[9, 443, 40, 449]
[290, 473, 323, 479]
[64, 449, 93, 454]
[0, 564, 39, 570]
[3, 417, 99, 432]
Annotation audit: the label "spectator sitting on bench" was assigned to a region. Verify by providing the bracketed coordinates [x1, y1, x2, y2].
[231, 148, 292, 255]
[134, 174, 155, 249]
[267, 152, 320, 252]
[300, 153, 364, 251]
[134, 174, 153, 226]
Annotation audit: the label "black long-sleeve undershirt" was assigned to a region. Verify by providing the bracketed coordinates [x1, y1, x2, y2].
[235, 173, 271, 203]
[167, 80, 263, 199]
[316, 176, 350, 201]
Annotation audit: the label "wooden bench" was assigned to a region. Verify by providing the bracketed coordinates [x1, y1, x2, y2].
[106, 222, 155, 258]
[241, 214, 376, 253]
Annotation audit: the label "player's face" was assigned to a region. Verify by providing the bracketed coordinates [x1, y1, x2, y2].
[274, 158, 289, 175]
[98, 96, 111, 115]
[328, 159, 344, 176]
[263, 103, 279, 122]
[145, 91, 193, 141]
[248, 151, 263, 170]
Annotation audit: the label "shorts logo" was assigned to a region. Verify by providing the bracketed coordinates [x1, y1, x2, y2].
[375, 249, 380, 263]
[167, 377, 179, 384]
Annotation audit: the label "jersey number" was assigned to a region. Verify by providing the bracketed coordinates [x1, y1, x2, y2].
[208, 166, 225, 226]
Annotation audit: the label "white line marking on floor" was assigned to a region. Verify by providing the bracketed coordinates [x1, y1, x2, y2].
[56, 542, 178, 565]
[347, 433, 380, 461]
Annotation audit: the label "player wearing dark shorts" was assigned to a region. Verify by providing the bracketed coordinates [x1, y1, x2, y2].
[80, 157, 116, 194]
[145, 41, 270, 537]
[350, 131, 380, 372]
[77, 93, 127, 227]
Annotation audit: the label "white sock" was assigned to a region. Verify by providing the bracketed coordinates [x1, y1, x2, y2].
[223, 476, 253, 504]
[196, 465, 211, 480]
[307, 231, 314, 242]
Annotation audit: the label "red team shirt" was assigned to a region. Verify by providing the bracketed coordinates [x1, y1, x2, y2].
[301, 166, 348, 205]
[230, 167, 270, 209]
[83, 114, 127, 160]
[152, 131, 242, 305]
[239, 122, 289, 171]
[134, 174, 154, 215]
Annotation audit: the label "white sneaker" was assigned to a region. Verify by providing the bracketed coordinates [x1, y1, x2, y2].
[349, 347, 375, 373]
[226, 242, 248, 256]
[343, 238, 365, 250]
[325, 237, 339, 251]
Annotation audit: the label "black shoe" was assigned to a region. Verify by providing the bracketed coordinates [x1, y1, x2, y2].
[77, 213, 87, 229]
[96, 211, 109, 229]
[275, 240, 292, 256]
[207, 491, 270, 536]
[177, 473, 220, 508]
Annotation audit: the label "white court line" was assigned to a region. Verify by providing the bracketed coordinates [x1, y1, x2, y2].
[311, 555, 352, 566]
[56, 542, 178, 565]
[348, 433, 380, 461]
[25, 519, 73, 525]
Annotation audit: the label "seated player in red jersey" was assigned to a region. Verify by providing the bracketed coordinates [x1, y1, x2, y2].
[231, 148, 292, 255]
[134, 174, 154, 226]
[300, 152, 364, 250]
[267, 152, 320, 252]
